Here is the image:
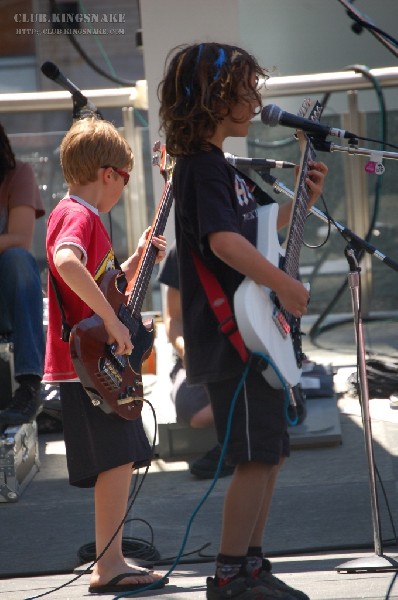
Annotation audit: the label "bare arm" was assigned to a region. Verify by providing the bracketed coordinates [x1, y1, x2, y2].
[0, 205, 35, 252]
[54, 245, 133, 355]
[164, 286, 185, 361]
[208, 231, 309, 318]
[54, 232, 167, 355]
[209, 154, 326, 316]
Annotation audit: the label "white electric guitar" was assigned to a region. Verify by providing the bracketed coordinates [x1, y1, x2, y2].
[234, 99, 322, 388]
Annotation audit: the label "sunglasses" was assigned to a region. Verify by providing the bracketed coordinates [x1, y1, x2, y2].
[102, 165, 130, 186]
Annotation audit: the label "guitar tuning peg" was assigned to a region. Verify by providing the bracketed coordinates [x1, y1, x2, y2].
[297, 97, 312, 118]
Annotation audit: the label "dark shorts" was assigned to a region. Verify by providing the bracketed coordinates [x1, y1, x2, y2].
[206, 367, 290, 466]
[171, 365, 209, 425]
[60, 382, 152, 488]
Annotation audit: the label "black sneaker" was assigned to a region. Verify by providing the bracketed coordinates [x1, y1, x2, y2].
[207, 576, 295, 599]
[249, 571, 309, 600]
[0, 384, 43, 425]
[190, 445, 235, 479]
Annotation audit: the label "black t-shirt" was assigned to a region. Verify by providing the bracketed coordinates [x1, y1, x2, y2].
[173, 144, 274, 385]
[158, 241, 179, 290]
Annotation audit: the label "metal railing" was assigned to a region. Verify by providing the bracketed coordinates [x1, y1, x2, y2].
[1, 67, 397, 316]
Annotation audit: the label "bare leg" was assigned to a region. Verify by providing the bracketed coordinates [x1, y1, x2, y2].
[90, 463, 163, 587]
[249, 458, 284, 548]
[190, 403, 214, 428]
[219, 460, 283, 556]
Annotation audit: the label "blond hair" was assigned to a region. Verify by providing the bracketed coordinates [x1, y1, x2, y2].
[60, 117, 134, 185]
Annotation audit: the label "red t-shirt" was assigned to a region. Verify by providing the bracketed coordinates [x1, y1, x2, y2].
[44, 196, 116, 382]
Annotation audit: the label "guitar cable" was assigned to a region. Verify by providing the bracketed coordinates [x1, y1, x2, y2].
[113, 352, 297, 599]
[23, 356, 323, 600]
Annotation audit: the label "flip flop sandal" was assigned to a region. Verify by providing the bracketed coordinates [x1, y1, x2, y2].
[88, 571, 168, 594]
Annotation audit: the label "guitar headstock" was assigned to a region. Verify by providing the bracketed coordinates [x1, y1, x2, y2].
[152, 140, 174, 182]
[295, 98, 323, 151]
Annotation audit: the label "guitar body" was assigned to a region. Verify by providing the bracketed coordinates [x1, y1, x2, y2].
[234, 100, 323, 388]
[70, 269, 154, 420]
[234, 204, 302, 388]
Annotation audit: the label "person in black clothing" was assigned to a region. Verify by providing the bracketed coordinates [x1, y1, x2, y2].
[158, 42, 328, 600]
[158, 241, 234, 479]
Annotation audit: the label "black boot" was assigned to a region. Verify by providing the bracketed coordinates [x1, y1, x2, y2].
[0, 383, 43, 425]
[189, 445, 235, 479]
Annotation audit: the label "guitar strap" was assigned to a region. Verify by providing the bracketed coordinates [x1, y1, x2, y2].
[191, 250, 249, 364]
[48, 269, 72, 342]
[229, 165, 275, 207]
[47, 255, 123, 343]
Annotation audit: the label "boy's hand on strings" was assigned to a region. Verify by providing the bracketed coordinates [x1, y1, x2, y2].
[302, 160, 328, 208]
[136, 227, 167, 264]
[122, 231, 167, 282]
[275, 272, 310, 319]
[152, 234, 167, 263]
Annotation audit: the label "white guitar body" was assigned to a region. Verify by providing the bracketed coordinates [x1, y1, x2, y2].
[234, 203, 302, 389]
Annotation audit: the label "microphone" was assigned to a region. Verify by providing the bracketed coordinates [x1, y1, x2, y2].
[261, 104, 357, 140]
[41, 61, 101, 118]
[258, 170, 295, 200]
[224, 152, 296, 170]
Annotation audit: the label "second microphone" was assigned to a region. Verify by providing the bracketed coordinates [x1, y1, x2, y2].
[225, 152, 296, 170]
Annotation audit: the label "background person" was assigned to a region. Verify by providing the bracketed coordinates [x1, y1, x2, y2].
[0, 123, 45, 426]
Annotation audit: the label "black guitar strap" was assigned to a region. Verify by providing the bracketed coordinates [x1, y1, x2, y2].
[48, 255, 123, 343]
[229, 165, 275, 207]
[48, 269, 71, 342]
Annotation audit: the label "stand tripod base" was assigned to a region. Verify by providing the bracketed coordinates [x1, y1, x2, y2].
[336, 553, 398, 573]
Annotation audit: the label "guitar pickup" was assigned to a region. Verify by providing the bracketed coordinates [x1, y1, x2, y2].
[272, 307, 291, 338]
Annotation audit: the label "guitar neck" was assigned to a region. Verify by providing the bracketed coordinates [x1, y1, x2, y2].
[283, 140, 316, 279]
[127, 180, 173, 318]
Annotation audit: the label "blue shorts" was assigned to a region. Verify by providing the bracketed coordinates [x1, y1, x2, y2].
[206, 367, 290, 466]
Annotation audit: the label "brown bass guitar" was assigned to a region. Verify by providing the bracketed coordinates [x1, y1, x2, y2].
[69, 142, 174, 419]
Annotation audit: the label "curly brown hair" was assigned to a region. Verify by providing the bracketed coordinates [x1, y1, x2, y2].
[158, 42, 265, 156]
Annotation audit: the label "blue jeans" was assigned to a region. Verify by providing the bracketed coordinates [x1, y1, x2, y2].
[0, 248, 44, 378]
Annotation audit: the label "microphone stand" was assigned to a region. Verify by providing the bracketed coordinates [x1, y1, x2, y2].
[258, 166, 398, 573]
[335, 0, 398, 59]
[71, 93, 103, 120]
[317, 140, 398, 163]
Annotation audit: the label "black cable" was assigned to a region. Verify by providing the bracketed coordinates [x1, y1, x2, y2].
[386, 572, 398, 599]
[299, 65, 398, 577]
[309, 64, 387, 345]
[48, 0, 137, 87]
[77, 537, 161, 565]
[23, 400, 158, 600]
[346, 9, 398, 47]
